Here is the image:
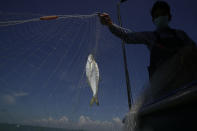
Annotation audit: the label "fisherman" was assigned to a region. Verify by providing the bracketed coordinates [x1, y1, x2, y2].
[99, 1, 195, 78]
[99, 1, 197, 99]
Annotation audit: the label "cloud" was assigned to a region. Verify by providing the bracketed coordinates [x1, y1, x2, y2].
[59, 116, 69, 123]
[113, 117, 122, 123]
[24, 115, 123, 131]
[26, 116, 70, 129]
[77, 116, 123, 131]
[1, 91, 28, 105]
[1, 94, 15, 105]
[77, 115, 115, 131]
[13, 92, 28, 97]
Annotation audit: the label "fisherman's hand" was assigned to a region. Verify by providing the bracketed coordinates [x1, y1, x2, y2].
[98, 13, 113, 26]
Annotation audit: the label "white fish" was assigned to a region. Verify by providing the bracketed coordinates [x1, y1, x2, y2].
[86, 54, 99, 106]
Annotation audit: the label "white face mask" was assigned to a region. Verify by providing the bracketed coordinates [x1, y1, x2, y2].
[153, 16, 169, 29]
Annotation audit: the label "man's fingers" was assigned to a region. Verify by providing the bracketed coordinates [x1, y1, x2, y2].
[100, 13, 109, 18]
[100, 15, 110, 21]
[99, 13, 112, 26]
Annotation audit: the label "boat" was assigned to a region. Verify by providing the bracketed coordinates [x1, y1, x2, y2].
[136, 81, 197, 131]
[123, 46, 197, 131]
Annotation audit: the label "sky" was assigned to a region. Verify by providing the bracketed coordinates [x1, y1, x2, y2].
[0, 0, 196, 130]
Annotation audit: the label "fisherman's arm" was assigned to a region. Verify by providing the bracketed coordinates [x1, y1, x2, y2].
[108, 24, 151, 44]
[99, 13, 151, 44]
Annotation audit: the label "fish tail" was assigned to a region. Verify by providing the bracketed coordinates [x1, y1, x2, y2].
[90, 97, 95, 106]
[90, 97, 99, 106]
[95, 97, 99, 106]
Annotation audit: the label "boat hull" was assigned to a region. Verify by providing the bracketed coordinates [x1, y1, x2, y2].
[135, 85, 197, 131]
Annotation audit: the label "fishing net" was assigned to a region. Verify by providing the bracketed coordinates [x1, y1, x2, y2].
[0, 12, 135, 131]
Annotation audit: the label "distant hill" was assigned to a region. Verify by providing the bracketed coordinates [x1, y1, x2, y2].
[0, 123, 84, 131]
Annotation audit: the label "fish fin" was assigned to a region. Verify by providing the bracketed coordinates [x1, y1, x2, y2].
[90, 97, 95, 106]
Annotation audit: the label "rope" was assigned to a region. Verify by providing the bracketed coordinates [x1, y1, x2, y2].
[117, 2, 133, 110]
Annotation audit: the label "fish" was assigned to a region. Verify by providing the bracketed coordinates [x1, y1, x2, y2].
[86, 54, 99, 106]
